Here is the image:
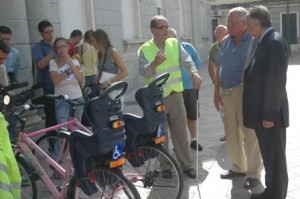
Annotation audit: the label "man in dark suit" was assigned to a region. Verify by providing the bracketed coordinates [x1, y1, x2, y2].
[244, 5, 289, 199]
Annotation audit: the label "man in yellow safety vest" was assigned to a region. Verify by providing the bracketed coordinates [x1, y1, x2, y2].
[138, 15, 202, 179]
[0, 40, 21, 198]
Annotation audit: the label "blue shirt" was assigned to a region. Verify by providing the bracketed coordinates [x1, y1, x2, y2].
[180, 41, 202, 89]
[216, 32, 257, 89]
[4, 48, 20, 75]
[32, 40, 57, 93]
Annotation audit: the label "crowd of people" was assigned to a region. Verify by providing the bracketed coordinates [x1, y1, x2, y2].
[0, 4, 289, 199]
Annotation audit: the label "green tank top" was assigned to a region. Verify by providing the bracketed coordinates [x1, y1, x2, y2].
[82, 43, 97, 76]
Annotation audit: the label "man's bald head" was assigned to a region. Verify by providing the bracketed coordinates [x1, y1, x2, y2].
[168, 28, 177, 39]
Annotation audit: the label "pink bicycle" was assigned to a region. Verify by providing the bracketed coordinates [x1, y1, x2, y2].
[10, 81, 140, 199]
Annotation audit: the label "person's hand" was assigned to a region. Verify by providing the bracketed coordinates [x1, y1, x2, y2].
[64, 54, 73, 65]
[263, 120, 274, 128]
[214, 93, 223, 111]
[192, 73, 202, 90]
[99, 81, 110, 89]
[155, 51, 167, 65]
[151, 51, 167, 70]
[48, 50, 55, 58]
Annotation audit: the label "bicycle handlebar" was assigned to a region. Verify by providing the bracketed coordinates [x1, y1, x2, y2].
[45, 94, 85, 107]
[0, 82, 28, 93]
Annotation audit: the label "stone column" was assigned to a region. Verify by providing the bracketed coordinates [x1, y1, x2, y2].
[0, 0, 31, 83]
[25, 0, 61, 85]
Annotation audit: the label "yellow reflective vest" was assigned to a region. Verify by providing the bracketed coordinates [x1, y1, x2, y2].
[138, 38, 184, 97]
[0, 113, 21, 199]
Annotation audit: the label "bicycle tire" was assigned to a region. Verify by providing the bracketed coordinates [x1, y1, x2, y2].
[16, 154, 38, 199]
[123, 143, 184, 199]
[35, 133, 67, 182]
[67, 166, 141, 199]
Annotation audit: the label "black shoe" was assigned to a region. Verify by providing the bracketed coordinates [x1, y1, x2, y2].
[183, 168, 196, 179]
[220, 170, 246, 179]
[190, 140, 203, 151]
[243, 177, 260, 189]
[250, 192, 265, 199]
[161, 170, 173, 179]
[219, 136, 226, 141]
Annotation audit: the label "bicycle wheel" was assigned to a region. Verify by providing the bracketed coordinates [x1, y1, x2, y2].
[35, 133, 67, 182]
[16, 154, 37, 199]
[67, 167, 141, 199]
[123, 143, 184, 199]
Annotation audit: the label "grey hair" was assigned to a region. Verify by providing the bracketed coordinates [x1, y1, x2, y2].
[229, 7, 248, 21]
[215, 25, 228, 33]
[247, 5, 272, 28]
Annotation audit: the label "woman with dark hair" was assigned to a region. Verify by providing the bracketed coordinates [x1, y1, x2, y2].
[49, 37, 84, 124]
[91, 29, 128, 92]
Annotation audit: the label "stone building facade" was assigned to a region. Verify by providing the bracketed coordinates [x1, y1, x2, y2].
[0, 0, 213, 92]
[211, 0, 300, 51]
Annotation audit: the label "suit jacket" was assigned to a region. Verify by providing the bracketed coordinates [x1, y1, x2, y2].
[243, 29, 289, 129]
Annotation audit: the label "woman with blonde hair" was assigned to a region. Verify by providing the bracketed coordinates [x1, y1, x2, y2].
[76, 29, 98, 98]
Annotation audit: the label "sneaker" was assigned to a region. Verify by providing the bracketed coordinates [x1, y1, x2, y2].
[190, 140, 203, 151]
[220, 170, 246, 179]
[183, 168, 196, 179]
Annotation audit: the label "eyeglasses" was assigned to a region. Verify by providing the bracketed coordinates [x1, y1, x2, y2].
[153, 25, 170, 31]
[43, 30, 54, 35]
[56, 45, 68, 51]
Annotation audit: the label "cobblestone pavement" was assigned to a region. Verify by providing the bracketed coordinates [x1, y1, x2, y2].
[35, 52, 300, 199]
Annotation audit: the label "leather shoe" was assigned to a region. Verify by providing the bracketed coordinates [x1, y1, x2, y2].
[190, 140, 203, 151]
[220, 170, 246, 179]
[243, 177, 260, 189]
[250, 192, 265, 199]
[183, 168, 196, 179]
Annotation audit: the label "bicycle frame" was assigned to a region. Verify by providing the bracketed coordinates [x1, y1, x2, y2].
[14, 117, 92, 199]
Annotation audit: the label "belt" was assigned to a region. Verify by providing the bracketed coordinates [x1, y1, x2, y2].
[221, 83, 243, 91]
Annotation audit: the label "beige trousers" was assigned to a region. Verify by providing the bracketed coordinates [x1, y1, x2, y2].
[163, 92, 193, 171]
[220, 84, 262, 179]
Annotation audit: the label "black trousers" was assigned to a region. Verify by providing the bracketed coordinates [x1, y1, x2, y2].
[33, 93, 57, 128]
[255, 126, 288, 199]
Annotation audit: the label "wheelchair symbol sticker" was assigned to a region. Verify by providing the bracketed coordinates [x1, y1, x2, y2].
[156, 123, 164, 138]
[112, 143, 123, 160]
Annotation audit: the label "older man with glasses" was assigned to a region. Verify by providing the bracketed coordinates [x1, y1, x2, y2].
[214, 7, 263, 189]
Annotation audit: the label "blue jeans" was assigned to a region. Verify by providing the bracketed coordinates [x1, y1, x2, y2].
[53, 96, 84, 158]
[55, 96, 84, 125]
